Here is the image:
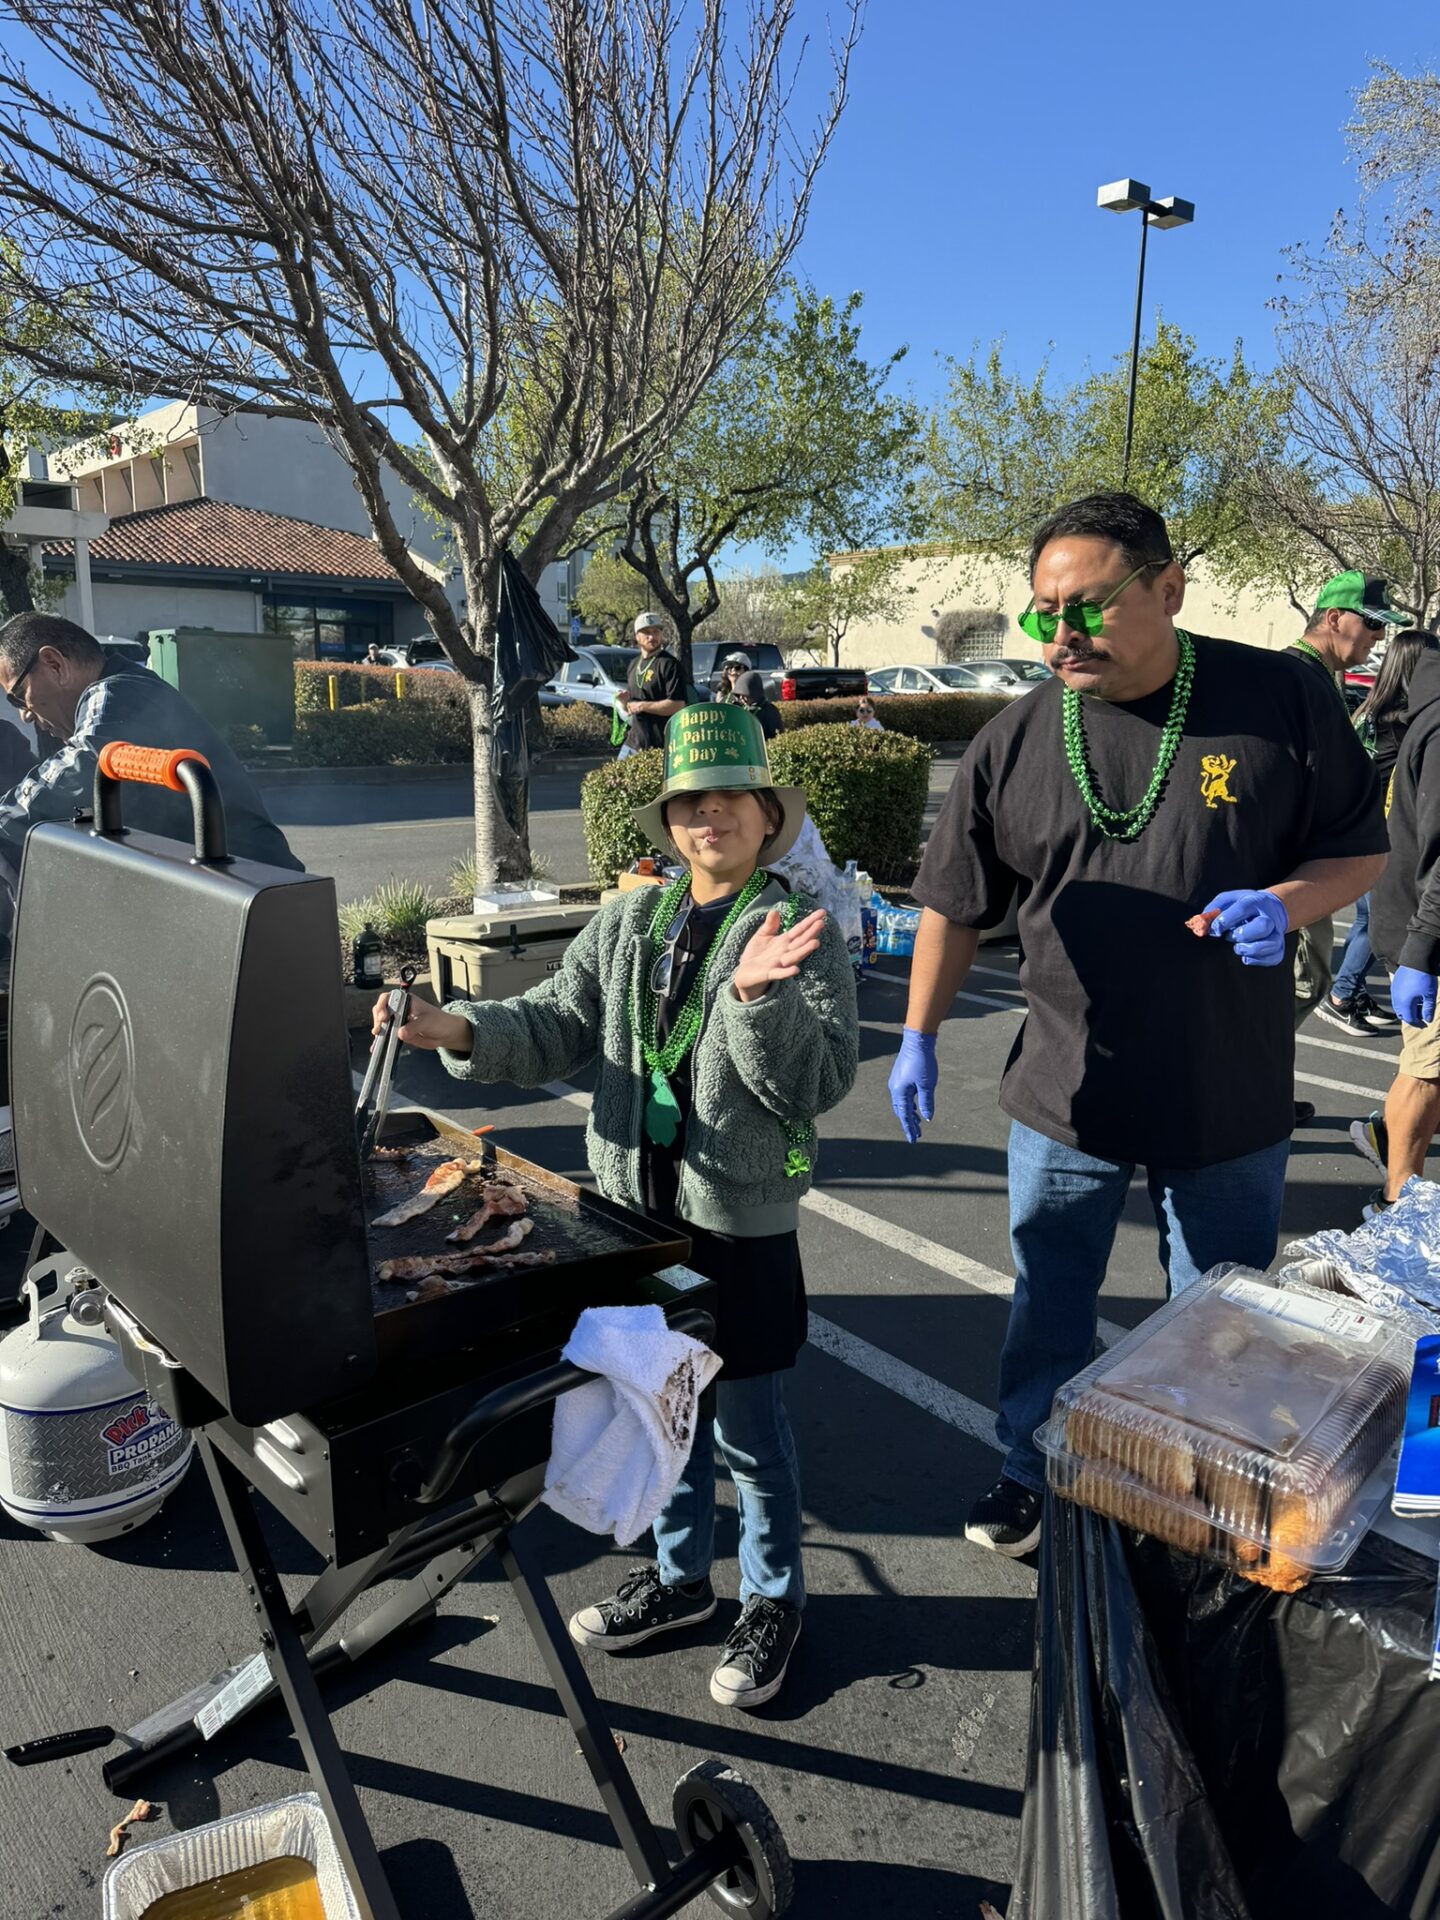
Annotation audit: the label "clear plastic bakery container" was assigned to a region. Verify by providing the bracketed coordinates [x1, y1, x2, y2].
[1037, 1269, 1411, 1590]
[102, 1791, 360, 1919]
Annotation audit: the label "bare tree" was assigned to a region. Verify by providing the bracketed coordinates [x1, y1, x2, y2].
[1251, 63, 1440, 622]
[0, 0, 857, 883]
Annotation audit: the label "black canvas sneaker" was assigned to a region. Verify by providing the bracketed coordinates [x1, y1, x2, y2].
[1316, 994, 1387, 1036]
[963, 1476, 1043, 1557]
[708, 1597, 801, 1709]
[1292, 1101, 1316, 1129]
[569, 1565, 716, 1651]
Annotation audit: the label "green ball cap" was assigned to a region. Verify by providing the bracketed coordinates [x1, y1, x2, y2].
[631, 702, 807, 863]
[1315, 569, 1409, 625]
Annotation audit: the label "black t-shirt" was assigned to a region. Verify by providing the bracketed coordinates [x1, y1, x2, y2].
[642, 888, 807, 1377]
[914, 632, 1387, 1169]
[625, 649, 686, 751]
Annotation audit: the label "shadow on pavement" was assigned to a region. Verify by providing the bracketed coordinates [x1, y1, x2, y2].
[795, 1857, 1011, 1916]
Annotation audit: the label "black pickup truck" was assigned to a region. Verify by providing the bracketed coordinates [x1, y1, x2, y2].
[778, 662, 869, 702]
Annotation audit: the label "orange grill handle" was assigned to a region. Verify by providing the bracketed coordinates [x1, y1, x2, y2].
[97, 742, 212, 792]
[93, 742, 230, 863]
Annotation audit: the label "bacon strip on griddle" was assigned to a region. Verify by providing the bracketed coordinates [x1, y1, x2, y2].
[375, 1216, 537, 1283]
[446, 1184, 529, 1243]
[371, 1157, 478, 1227]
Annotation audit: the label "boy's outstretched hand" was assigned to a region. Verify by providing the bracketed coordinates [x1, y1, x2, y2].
[732, 908, 827, 1003]
[370, 992, 474, 1055]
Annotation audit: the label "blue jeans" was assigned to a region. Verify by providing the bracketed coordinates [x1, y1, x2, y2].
[996, 1121, 1291, 1491]
[653, 1373, 804, 1610]
[1332, 892, 1373, 1004]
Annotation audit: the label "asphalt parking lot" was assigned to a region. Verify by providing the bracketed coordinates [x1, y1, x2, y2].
[0, 900, 1407, 1919]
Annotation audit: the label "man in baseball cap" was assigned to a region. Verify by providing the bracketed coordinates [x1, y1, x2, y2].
[616, 610, 686, 757]
[1286, 569, 1409, 1117]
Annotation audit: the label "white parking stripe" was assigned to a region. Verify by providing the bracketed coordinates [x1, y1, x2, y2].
[807, 1315, 1003, 1450]
[1295, 1068, 1391, 1101]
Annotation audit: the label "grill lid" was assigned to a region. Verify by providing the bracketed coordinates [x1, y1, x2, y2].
[11, 751, 375, 1424]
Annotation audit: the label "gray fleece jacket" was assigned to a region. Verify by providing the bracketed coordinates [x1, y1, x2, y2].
[440, 876, 859, 1236]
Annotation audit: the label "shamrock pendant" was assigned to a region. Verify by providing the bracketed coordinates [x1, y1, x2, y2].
[783, 1147, 812, 1179]
[645, 1067, 682, 1147]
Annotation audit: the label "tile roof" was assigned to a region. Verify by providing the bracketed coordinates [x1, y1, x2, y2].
[43, 497, 405, 585]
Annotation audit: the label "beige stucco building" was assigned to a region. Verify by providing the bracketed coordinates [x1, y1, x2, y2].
[830, 547, 1304, 671]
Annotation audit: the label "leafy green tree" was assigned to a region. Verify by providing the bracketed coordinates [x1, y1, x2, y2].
[574, 550, 651, 645]
[791, 547, 914, 667]
[600, 287, 920, 680]
[921, 323, 1291, 593]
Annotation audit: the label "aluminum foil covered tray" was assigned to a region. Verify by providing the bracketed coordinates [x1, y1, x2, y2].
[102, 1792, 359, 1919]
[1281, 1175, 1440, 1323]
[1038, 1269, 1410, 1589]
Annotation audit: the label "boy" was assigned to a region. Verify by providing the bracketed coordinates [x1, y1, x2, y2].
[381, 705, 858, 1706]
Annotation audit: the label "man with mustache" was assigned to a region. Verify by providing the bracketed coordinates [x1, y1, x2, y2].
[886, 493, 1387, 1556]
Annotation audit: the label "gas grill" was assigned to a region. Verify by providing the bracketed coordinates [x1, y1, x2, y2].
[4, 747, 795, 1920]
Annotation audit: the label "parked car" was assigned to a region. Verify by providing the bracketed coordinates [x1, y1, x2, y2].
[867, 660, 1046, 698]
[778, 662, 869, 702]
[377, 637, 456, 671]
[867, 663, 986, 695]
[691, 640, 787, 700]
[539, 645, 640, 708]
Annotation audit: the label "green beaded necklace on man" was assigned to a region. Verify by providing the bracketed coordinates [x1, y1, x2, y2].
[1061, 630, 1196, 841]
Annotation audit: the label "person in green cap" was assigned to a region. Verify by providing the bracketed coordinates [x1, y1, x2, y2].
[377, 702, 858, 1708]
[1285, 570, 1409, 1121]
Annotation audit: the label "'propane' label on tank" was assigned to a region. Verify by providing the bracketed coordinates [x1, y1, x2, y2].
[99, 1401, 179, 1476]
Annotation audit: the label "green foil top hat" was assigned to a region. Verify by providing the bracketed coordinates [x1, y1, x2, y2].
[631, 702, 807, 865]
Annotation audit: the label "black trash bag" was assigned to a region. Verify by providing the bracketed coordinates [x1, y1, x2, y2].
[1014, 1489, 1440, 1920]
[490, 550, 575, 836]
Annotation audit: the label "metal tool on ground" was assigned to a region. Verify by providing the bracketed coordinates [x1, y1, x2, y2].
[5, 745, 795, 1920]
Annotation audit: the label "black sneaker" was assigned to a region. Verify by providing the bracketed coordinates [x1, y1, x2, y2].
[963, 1477, 1043, 1557]
[1316, 994, 1384, 1036]
[1350, 1110, 1389, 1174]
[709, 1597, 801, 1709]
[1356, 988, 1401, 1031]
[569, 1565, 716, 1651]
[1293, 1100, 1316, 1129]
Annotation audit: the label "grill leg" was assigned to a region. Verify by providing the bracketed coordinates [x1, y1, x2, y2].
[496, 1529, 673, 1892]
[201, 1438, 402, 1920]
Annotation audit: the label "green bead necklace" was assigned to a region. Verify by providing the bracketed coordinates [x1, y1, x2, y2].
[1061, 630, 1196, 841]
[1292, 638, 1349, 705]
[633, 870, 767, 1146]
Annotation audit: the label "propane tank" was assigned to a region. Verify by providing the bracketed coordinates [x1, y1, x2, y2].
[0, 1260, 193, 1544]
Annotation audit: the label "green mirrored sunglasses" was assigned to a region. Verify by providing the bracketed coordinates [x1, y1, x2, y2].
[1018, 562, 1160, 645]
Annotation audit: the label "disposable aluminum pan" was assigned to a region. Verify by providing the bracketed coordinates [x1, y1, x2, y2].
[102, 1791, 360, 1919]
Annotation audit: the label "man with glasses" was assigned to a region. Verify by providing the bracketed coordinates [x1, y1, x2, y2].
[0, 614, 302, 902]
[1284, 573, 1407, 1119]
[886, 493, 1386, 1556]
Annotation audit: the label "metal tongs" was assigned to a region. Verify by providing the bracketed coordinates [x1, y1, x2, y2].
[355, 964, 418, 1159]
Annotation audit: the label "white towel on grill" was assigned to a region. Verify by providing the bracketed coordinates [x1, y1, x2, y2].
[541, 1305, 722, 1545]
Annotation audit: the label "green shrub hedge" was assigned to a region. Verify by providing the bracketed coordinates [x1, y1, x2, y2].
[777, 690, 1010, 741]
[293, 700, 471, 766]
[293, 661, 618, 764]
[543, 701, 613, 751]
[578, 723, 931, 887]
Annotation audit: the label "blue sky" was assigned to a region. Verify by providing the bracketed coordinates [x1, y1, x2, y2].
[789, 0, 1435, 397]
[725, 0, 1437, 571]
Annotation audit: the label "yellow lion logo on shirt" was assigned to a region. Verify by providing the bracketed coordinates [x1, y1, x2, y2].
[1200, 754, 1238, 809]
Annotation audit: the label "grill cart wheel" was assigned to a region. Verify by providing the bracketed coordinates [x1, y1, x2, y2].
[672, 1760, 794, 1917]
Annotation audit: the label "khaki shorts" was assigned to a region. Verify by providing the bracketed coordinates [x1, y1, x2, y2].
[1399, 996, 1440, 1079]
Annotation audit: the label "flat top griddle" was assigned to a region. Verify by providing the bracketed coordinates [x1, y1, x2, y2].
[365, 1111, 690, 1364]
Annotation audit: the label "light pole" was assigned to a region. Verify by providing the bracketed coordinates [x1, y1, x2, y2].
[1096, 179, 1195, 485]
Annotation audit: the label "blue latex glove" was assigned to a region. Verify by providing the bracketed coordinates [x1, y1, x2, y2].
[1392, 965, 1438, 1028]
[1202, 889, 1290, 967]
[889, 1028, 938, 1144]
